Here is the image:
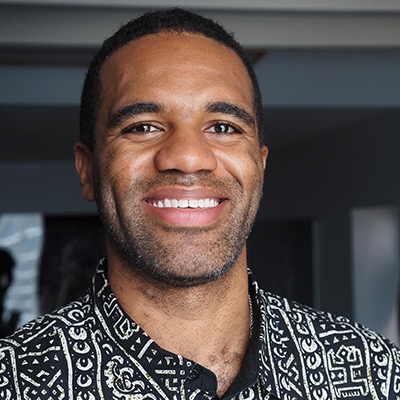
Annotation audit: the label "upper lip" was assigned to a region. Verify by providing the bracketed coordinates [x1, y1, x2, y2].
[142, 187, 228, 201]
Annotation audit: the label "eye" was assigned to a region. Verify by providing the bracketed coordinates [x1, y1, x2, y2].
[206, 122, 242, 134]
[122, 123, 160, 134]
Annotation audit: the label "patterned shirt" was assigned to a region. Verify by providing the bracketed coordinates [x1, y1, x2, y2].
[0, 259, 399, 399]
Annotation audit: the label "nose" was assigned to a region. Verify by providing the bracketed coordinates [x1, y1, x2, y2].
[154, 128, 218, 173]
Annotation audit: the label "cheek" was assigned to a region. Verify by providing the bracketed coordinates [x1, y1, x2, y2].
[216, 146, 264, 189]
[100, 145, 153, 182]
[123, 141, 158, 167]
[93, 150, 123, 203]
[96, 145, 160, 208]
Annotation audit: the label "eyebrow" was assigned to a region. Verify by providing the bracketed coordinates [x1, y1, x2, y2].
[107, 100, 256, 129]
[206, 101, 255, 128]
[108, 102, 164, 129]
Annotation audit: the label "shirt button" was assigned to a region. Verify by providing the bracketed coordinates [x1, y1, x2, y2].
[188, 367, 200, 380]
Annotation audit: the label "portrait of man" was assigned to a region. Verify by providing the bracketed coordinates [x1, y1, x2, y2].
[0, 7, 398, 400]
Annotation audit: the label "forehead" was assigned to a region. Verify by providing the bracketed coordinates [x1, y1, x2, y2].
[99, 32, 254, 114]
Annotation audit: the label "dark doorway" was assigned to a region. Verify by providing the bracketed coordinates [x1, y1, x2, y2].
[39, 215, 105, 314]
[247, 219, 313, 306]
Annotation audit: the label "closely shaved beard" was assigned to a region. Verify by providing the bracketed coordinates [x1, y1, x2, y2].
[94, 168, 263, 287]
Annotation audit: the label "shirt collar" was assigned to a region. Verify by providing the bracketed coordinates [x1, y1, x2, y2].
[92, 259, 214, 392]
[248, 274, 281, 398]
[251, 274, 312, 399]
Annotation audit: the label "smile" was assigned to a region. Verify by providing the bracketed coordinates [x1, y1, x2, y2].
[146, 198, 222, 209]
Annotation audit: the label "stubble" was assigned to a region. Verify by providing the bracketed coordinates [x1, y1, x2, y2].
[94, 168, 263, 287]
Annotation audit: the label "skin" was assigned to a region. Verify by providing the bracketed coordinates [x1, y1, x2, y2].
[75, 31, 268, 396]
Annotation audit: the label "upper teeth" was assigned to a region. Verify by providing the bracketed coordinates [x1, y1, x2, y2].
[149, 199, 220, 208]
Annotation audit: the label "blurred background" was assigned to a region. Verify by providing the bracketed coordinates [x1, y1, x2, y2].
[0, 0, 399, 344]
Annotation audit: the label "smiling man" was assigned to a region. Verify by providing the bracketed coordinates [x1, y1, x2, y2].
[0, 8, 399, 400]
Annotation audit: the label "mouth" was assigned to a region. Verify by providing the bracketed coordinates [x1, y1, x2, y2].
[145, 198, 224, 209]
[142, 189, 228, 227]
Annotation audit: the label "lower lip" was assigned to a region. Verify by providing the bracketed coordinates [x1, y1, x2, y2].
[143, 201, 227, 226]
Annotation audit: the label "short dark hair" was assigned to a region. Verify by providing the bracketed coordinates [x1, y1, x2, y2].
[79, 7, 264, 149]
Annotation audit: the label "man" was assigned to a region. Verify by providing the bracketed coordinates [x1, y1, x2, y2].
[0, 8, 399, 400]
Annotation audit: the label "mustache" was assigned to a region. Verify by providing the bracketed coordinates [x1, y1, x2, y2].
[126, 170, 242, 197]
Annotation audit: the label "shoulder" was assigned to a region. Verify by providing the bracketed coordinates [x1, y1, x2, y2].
[1, 293, 94, 348]
[257, 288, 400, 399]
[259, 288, 398, 349]
[0, 293, 95, 397]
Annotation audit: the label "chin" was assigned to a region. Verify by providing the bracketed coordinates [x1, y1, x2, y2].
[120, 247, 239, 288]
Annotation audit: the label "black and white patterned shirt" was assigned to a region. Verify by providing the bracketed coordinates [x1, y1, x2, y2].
[0, 259, 399, 399]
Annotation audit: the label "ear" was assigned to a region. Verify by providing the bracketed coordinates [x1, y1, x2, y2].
[74, 142, 95, 202]
[260, 145, 268, 170]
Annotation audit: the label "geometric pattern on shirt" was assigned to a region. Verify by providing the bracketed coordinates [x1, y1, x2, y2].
[0, 258, 399, 400]
[256, 279, 400, 400]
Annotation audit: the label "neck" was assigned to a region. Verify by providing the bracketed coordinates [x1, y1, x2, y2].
[108, 248, 251, 396]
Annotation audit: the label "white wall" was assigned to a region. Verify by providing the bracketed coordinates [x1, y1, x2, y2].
[352, 206, 399, 345]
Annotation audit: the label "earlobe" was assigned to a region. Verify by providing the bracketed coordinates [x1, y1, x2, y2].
[74, 142, 96, 202]
[261, 145, 269, 170]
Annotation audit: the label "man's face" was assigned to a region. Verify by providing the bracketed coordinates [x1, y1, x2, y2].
[77, 32, 268, 286]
